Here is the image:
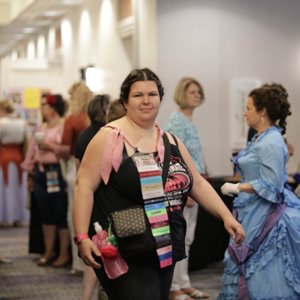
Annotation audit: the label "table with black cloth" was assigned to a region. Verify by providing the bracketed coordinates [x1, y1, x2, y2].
[189, 176, 234, 270]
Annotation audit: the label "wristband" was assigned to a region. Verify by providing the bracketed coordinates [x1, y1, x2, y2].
[73, 233, 89, 245]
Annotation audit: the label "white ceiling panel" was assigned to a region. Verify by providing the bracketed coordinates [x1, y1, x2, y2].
[0, 0, 83, 58]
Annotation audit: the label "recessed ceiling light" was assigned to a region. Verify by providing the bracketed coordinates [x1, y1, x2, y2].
[61, 0, 83, 5]
[23, 27, 36, 34]
[43, 10, 63, 17]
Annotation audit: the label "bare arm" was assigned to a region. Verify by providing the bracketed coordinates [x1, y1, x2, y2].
[73, 129, 109, 268]
[239, 183, 255, 193]
[174, 136, 245, 244]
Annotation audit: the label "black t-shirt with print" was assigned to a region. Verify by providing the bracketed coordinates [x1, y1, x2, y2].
[91, 143, 193, 264]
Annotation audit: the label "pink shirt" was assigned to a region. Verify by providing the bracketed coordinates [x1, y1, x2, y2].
[22, 122, 64, 172]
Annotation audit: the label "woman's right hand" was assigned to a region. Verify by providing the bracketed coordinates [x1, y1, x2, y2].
[78, 239, 102, 269]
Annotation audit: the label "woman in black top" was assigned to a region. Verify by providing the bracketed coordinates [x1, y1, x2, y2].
[73, 68, 245, 300]
[75, 94, 110, 162]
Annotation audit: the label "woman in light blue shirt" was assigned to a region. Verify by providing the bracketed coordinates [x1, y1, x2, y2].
[165, 77, 209, 300]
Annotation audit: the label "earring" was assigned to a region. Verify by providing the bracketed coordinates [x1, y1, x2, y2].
[260, 116, 264, 122]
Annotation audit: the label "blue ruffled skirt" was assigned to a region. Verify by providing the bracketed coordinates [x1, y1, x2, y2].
[218, 189, 300, 300]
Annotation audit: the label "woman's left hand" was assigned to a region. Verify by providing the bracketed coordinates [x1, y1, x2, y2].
[38, 141, 53, 151]
[224, 216, 245, 244]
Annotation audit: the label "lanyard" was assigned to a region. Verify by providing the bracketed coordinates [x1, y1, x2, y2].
[132, 152, 172, 268]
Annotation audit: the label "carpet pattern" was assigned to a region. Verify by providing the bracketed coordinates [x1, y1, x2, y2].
[0, 226, 224, 299]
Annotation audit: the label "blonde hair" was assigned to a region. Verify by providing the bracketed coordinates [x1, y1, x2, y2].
[0, 99, 15, 114]
[173, 77, 205, 109]
[68, 81, 93, 114]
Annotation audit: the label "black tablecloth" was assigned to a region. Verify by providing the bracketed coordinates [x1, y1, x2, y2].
[189, 176, 233, 270]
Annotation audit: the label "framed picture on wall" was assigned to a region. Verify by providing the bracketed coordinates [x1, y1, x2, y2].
[229, 79, 261, 151]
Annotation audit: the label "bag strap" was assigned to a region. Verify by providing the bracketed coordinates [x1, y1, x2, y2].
[169, 132, 178, 146]
[101, 133, 170, 220]
[162, 133, 171, 187]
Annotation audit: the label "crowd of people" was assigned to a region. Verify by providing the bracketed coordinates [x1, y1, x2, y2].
[1, 68, 300, 300]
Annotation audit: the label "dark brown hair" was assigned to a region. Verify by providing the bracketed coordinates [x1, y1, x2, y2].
[119, 68, 164, 105]
[107, 99, 126, 122]
[45, 94, 67, 117]
[87, 94, 110, 123]
[249, 83, 291, 134]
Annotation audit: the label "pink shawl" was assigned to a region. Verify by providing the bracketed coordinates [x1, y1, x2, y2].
[100, 124, 165, 184]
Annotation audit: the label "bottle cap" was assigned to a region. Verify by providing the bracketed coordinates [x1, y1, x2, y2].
[93, 222, 102, 233]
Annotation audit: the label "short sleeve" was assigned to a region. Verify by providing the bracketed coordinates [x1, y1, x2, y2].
[164, 113, 186, 142]
[74, 134, 84, 161]
[61, 116, 73, 147]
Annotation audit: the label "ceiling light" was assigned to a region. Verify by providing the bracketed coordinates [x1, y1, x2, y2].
[11, 52, 18, 61]
[23, 27, 36, 34]
[43, 10, 64, 17]
[85, 67, 104, 92]
[60, 0, 83, 5]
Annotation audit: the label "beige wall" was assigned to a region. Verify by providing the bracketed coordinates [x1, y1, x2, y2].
[1, 0, 299, 176]
[157, 0, 300, 176]
[0, 0, 156, 100]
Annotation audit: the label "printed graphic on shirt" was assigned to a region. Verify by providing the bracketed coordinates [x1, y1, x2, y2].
[163, 155, 192, 210]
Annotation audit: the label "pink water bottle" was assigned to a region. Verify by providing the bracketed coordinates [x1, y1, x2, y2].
[92, 222, 128, 279]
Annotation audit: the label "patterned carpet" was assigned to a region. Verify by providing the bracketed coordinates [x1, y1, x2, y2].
[0, 226, 86, 300]
[0, 226, 224, 300]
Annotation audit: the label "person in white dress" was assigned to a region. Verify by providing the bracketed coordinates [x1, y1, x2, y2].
[0, 99, 28, 227]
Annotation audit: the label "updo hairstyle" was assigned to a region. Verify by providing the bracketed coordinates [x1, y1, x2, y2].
[44, 94, 67, 117]
[249, 83, 291, 134]
[107, 99, 126, 123]
[119, 68, 164, 105]
[87, 94, 110, 123]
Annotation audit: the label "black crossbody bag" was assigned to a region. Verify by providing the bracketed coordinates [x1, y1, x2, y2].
[108, 133, 171, 258]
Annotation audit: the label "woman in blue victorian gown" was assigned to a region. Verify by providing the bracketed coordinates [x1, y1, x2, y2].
[218, 83, 300, 300]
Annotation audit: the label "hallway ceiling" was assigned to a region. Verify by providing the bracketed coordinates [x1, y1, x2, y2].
[0, 0, 83, 59]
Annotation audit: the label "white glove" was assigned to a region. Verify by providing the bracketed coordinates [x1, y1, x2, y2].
[221, 182, 240, 197]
